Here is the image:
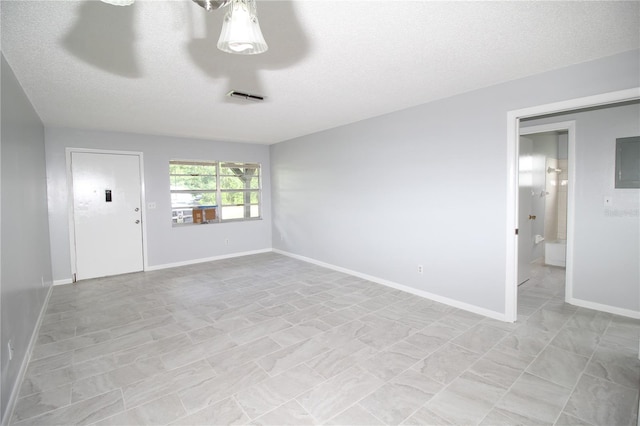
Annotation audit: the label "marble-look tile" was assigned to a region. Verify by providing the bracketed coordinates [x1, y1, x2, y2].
[550, 327, 601, 357]
[564, 374, 638, 426]
[359, 342, 424, 381]
[426, 371, 507, 425]
[94, 393, 186, 426]
[35, 319, 76, 345]
[236, 364, 325, 419]
[494, 325, 554, 358]
[525, 307, 572, 332]
[357, 321, 415, 351]
[108, 314, 180, 339]
[32, 331, 111, 361]
[306, 340, 377, 379]
[360, 370, 443, 424]
[318, 306, 368, 327]
[114, 333, 192, 365]
[555, 412, 595, 425]
[71, 357, 165, 403]
[284, 304, 335, 325]
[257, 338, 330, 376]
[469, 348, 531, 388]
[402, 407, 452, 425]
[269, 320, 331, 347]
[161, 333, 237, 370]
[451, 324, 509, 355]
[526, 345, 588, 388]
[327, 404, 384, 426]
[479, 408, 525, 426]
[585, 343, 640, 389]
[313, 320, 372, 349]
[438, 309, 485, 331]
[178, 361, 268, 414]
[24, 352, 73, 378]
[18, 367, 75, 398]
[252, 400, 317, 425]
[123, 359, 216, 409]
[170, 397, 249, 425]
[208, 336, 281, 374]
[12, 384, 72, 422]
[297, 366, 384, 422]
[495, 372, 572, 424]
[229, 318, 292, 345]
[565, 310, 611, 334]
[403, 323, 461, 354]
[12, 389, 123, 426]
[73, 331, 154, 363]
[413, 343, 480, 385]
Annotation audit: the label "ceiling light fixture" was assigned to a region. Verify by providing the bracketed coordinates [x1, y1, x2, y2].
[99, 0, 268, 55]
[217, 0, 268, 55]
[100, 0, 135, 6]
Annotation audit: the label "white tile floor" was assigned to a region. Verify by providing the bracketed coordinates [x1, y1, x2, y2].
[11, 253, 640, 425]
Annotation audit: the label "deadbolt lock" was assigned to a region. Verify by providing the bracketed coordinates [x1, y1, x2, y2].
[135, 220, 140, 224]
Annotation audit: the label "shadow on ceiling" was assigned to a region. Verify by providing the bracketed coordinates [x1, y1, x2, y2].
[186, 1, 309, 103]
[62, 1, 141, 78]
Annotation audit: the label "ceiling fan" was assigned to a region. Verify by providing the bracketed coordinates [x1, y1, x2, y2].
[100, 0, 268, 55]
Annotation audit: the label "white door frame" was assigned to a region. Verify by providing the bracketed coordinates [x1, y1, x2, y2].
[504, 87, 640, 322]
[66, 147, 149, 281]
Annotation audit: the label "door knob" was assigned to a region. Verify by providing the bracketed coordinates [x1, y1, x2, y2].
[529, 215, 537, 220]
[135, 220, 140, 224]
[134, 207, 139, 212]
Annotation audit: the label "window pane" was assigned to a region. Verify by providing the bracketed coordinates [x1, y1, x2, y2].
[221, 191, 245, 205]
[171, 192, 217, 207]
[170, 162, 216, 175]
[221, 206, 245, 220]
[220, 176, 243, 190]
[220, 164, 259, 177]
[170, 175, 216, 191]
[250, 205, 260, 218]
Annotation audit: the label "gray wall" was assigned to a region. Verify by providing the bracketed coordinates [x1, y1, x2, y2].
[523, 102, 640, 313]
[270, 49, 640, 317]
[45, 128, 272, 282]
[1, 54, 53, 423]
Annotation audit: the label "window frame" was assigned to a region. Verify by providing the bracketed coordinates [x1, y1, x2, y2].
[169, 160, 262, 225]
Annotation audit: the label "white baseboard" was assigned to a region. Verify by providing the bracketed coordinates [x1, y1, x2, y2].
[53, 278, 73, 286]
[145, 248, 273, 272]
[2, 285, 53, 426]
[273, 249, 508, 322]
[567, 297, 640, 319]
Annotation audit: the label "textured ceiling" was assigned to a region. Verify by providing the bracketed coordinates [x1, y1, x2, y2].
[2, 1, 639, 144]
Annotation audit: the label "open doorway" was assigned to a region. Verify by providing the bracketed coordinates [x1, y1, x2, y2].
[505, 88, 640, 322]
[517, 123, 575, 312]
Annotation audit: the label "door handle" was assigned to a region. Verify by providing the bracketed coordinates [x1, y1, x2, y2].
[134, 207, 139, 212]
[529, 215, 537, 220]
[135, 220, 140, 224]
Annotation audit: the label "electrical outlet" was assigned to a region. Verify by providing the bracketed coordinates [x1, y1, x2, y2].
[225, 238, 229, 245]
[8, 340, 14, 361]
[417, 265, 424, 274]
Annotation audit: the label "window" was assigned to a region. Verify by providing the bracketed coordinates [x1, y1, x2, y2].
[169, 160, 261, 224]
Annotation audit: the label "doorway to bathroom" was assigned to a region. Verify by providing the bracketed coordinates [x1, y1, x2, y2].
[518, 122, 574, 296]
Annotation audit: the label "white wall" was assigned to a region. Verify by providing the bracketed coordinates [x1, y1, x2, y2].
[1, 54, 53, 424]
[45, 128, 272, 282]
[523, 102, 640, 314]
[271, 49, 640, 319]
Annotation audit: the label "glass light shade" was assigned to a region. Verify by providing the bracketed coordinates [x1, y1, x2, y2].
[217, 0, 268, 55]
[100, 0, 135, 5]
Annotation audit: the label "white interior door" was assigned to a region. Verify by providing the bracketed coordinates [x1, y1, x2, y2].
[518, 137, 534, 285]
[71, 152, 143, 280]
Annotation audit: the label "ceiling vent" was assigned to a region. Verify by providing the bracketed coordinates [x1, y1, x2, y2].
[227, 90, 265, 102]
